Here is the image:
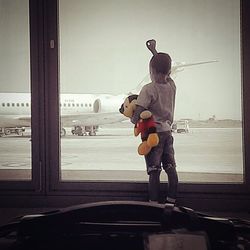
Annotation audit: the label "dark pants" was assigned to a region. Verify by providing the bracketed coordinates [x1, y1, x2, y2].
[145, 131, 178, 202]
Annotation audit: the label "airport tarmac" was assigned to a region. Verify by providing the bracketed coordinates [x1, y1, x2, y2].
[0, 126, 244, 183]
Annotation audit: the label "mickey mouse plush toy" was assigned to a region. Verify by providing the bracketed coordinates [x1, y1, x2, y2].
[119, 94, 159, 155]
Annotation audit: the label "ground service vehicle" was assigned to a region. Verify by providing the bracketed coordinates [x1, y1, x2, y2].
[172, 120, 189, 133]
[0, 127, 25, 137]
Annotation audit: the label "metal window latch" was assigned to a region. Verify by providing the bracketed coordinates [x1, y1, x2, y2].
[50, 40, 55, 49]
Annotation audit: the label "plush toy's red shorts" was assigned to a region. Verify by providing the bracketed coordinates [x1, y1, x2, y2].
[137, 117, 156, 139]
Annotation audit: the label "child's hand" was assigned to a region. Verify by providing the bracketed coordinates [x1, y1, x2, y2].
[146, 39, 157, 55]
[140, 110, 152, 119]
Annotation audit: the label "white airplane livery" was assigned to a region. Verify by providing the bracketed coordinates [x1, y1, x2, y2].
[0, 59, 217, 137]
[0, 92, 126, 136]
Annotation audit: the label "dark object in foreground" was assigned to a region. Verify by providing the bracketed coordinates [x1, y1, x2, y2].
[0, 201, 250, 249]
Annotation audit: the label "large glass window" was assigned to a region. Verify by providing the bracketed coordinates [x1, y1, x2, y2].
[0, 0, 31, 180]
[59, 0, 242, 183]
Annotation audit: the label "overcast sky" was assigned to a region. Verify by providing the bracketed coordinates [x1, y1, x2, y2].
[0, 0, 241, 120]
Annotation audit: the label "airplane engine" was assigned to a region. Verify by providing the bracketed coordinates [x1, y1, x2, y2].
[93, 96, 125, 113]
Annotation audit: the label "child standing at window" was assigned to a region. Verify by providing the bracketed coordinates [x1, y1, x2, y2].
[131, 41, 178, 205]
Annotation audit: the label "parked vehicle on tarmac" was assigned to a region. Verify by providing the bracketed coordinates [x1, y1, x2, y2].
[0, 127, 25, 137]
[172, 120, 189, 133]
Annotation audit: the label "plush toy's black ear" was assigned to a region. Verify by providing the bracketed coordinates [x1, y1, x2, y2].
[127, 94, 138, 103]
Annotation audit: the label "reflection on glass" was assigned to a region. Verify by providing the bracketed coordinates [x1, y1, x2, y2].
[0, 0, 31, 180]
[59, 0, 242, 183]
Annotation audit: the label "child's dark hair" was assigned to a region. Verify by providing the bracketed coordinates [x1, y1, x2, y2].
[150, 52, 172, 74]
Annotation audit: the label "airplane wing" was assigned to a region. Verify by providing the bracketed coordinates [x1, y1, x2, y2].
[17, 116, 31, 122]
[0, 112, 127, 128]
[61, 112, 126, 127]
[0, 115, 31, 127]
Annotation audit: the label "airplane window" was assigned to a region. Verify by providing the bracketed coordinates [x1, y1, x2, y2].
[12, 103, 15, 107]
[26, 103, 29, 107]
[7, 103, 10, 107]
[21, 103, 24, 107]
[2, 103, 5, 107]
[16, 103, 20, 107]
[72, 103, 75, 107]
[64, 103, 66, 107]
[59, 0, 242, 183]
[68, 103, 71, 107]
[76, 103, 79, 107]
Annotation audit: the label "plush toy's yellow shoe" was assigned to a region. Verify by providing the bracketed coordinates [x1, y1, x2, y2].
[138, 141, 151, 155]
[147, 133, 159, 147]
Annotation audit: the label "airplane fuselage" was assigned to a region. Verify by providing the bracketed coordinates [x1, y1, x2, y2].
[0, 93, 126, 134]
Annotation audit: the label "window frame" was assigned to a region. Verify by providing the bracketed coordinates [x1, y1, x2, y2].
[0, 0, 44, 193]
[49, 0, 250, 199]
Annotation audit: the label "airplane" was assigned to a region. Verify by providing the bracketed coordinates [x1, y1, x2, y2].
[0, 60, 217, 137]
[0, 93, 126, 137]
